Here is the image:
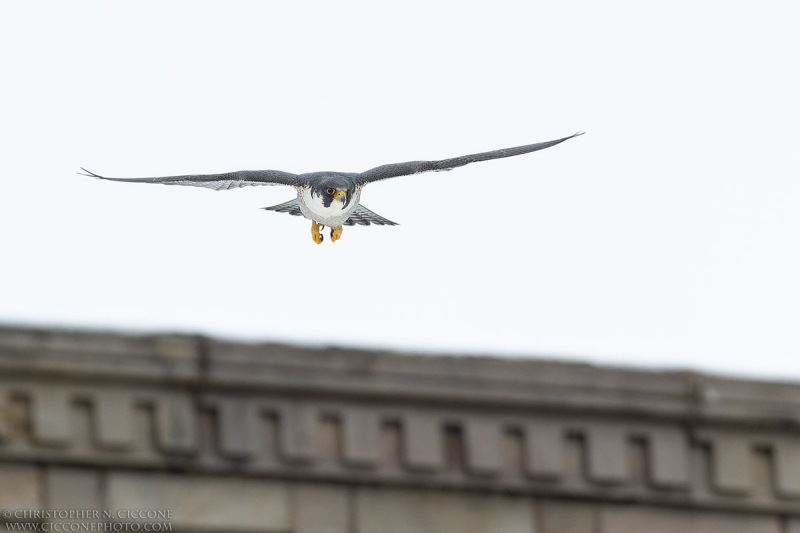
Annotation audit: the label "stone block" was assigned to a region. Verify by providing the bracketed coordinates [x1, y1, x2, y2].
[586, 424, 629, 484]
[787, 518, 800, 533]
[0, 464, 41, 510]
[154, 392, 197, 455]
[356, 487, 534, 533]
[342, 408, 380, 467]
[538, 500, 596, 533]
[600, 504, 780, 533]
[291, 483, 350, 533]
[280, 403, 318, 464]
[216, 397, 259, 459]
[0, 397, 10, 443]
[772, 437, 800, 498]
[32, 388, 72, 446]
[524, 420, 565, 480]
[94, 389, 135, 449]
[402, 412, 444, 471]
[646, 426, 689, 489]
[708, 433, 752, 494]
[108, 472, 289, 531]
[45, 467, 102, 509]
[463, 418, 504, 476]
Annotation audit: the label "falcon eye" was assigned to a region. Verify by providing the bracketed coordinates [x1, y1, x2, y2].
[326, 188, 335, 195]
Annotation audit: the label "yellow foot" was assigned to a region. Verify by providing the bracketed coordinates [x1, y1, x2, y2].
[330, 226, 343, 243]
[311, 221, 323, 244]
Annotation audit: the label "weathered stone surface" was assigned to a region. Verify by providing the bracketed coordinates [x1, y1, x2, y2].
[107, 472, 289, 530]
[787, 518, 800, 533]
[6, 324, 800, 519]
[216, 397, 259, 459]
[291, 483, 350, 533]
[154, 392, 197, 455]
[0, 464, 41, 509]
[403, 412, 444, 471]
[94, 389, 135, 449]
[463, 418, 504, 476]
[524, 419, 565, 480]
[356, 487, 534, 533]
[280, 402, 318, 464]
[705, 432, 753, 494]
[45, 467, 102, 509]
[0, 394, 9, 443]
[646, 426, 690, 489]
[600, 504, 780, 533]
[695, 376, 800, 423]
[772, 437, 800, 498]
[0, 327, 199, 381]
[585, 424, 629, 484]
[205, 338, 692, 416]
[539, 500, 596, 533]
[31, 388, 72, 446]
[342, 407, 380, 467]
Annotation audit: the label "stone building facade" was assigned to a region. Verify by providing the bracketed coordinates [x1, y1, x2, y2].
[1, 325, 799, 532]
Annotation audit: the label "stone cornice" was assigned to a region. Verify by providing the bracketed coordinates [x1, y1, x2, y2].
[2, 325, 800, 514]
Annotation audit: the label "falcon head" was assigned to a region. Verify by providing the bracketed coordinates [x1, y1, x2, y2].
[310, 176, 354, 209]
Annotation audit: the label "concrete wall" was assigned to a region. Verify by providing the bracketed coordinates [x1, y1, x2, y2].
[1, 325, 799, 532]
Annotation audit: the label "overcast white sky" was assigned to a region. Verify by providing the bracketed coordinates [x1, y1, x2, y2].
[1, 2, 798, 379]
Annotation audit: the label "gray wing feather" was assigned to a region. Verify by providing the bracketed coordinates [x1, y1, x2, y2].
[357, 132, 584, 185]
[343, 204, 398, 226]
[79, 168, 301, 189]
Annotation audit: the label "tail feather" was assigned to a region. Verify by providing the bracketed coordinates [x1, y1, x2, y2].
[262, 199, 398, 226]
[344, 204, 398, 226]
[261, 198, 303, 217]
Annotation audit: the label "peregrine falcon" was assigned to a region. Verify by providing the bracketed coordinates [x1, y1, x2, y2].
[80, 132, 583, 244]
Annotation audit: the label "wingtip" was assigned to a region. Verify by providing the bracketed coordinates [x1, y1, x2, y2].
[573, 131, 586, 137]
[78, 167, 102, 178]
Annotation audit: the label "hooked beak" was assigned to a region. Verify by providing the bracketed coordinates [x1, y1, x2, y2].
[334, 190, 347, 202]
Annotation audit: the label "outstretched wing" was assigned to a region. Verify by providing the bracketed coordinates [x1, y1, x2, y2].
[357, 132, 583, 185]
[343, 204, 398, 226]
[79, 168, 301, 190]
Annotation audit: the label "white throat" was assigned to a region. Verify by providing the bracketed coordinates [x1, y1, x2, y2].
[298, 187, 358, 226]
